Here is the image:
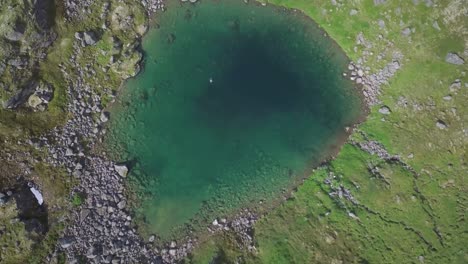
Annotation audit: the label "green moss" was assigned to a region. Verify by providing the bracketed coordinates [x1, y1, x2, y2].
[71, 193, 85, 207]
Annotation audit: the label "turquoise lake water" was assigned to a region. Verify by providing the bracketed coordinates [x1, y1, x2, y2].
[107, 0, 363, 238]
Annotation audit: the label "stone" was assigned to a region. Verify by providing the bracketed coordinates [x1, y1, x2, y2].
[373, 0, 386, 5]
[80, 209, 90, 222]
[114, 164, 128, 177]
[212, 219, 218, 226]
[445, 53, 464, 65]
[27, 94, 44, 108]
[436, 120, 447, 129]
[449, 80, 462, 92]
[5, 29, 24, 42]
[74, 32, 82, 40]
[65, 148, 74, 156]
[379, 106, 391, 115]
[30, 187, 44, 205]
[443, 95, 452, 101]
[349, 9, 358, 16]
[357, 69, 364, 77]
[401, 27, 411, 36]
[83, 31, 99, 46]
[59, 236, 75, 249]
[432, 21, 440, 31]
[378, 19, 386, 29]
[117, 200, 126, 209]
[148, 235, 155, 242]
[100, 112, 110, 122]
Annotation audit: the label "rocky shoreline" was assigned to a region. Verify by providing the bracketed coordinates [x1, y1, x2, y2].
[27, 1, 256, 263]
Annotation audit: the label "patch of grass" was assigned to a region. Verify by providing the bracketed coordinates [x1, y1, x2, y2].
[71, 193, 85, 207]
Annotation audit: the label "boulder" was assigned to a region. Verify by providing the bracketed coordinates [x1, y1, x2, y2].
[436, 120, 447, 129]
[27, 94, 43, 108]
[401, 27, 411, 36]
[379, 106, 391, 115]
[83, 31, 99, 46]
[100, 112, 110, 123]
[59, 236, 75, 249]
[114, 164, 128, 177]
[117, 200, 126, 209]
[445, 53, 464, 65]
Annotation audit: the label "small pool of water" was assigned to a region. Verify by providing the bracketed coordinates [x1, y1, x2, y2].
[106, 0, 364, 239]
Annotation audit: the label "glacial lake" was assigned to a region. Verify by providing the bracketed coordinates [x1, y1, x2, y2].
[106, 0, 364, 239]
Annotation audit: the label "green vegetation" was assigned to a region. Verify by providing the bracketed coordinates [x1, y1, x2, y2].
[71, 192, 85, 207]
[0, 163, 73, 263]
[189, 0, 467, 263]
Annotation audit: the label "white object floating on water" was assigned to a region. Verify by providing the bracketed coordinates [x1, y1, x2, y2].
[30, 187, 44, 205]
[209, 77, 213, 83]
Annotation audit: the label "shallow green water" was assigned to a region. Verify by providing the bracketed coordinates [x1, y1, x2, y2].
[107, 0, 363, 238]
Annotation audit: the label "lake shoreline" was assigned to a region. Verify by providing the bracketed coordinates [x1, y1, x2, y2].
[45, 0, 401, 263]
[105, 0, 370, 250]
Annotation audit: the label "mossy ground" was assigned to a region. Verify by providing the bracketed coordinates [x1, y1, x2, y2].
[188, 0, 467, 263]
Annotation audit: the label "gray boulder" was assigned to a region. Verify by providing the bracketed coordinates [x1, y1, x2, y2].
[379, 106, 391, 115]
[401, 27, 411, 36]
[59, 236, 75, 249]
[445, 53, 464, 65]
[114, 164, 128, 177]
[83, 31, 99, 46]
[436, 120, 447, 129]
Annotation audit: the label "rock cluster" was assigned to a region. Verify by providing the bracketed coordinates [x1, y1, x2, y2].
[209, 210, 258, 250]
[356, 140, 399, 161]
[346, 32, 403, 106]
[141, 0, 166, 13]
